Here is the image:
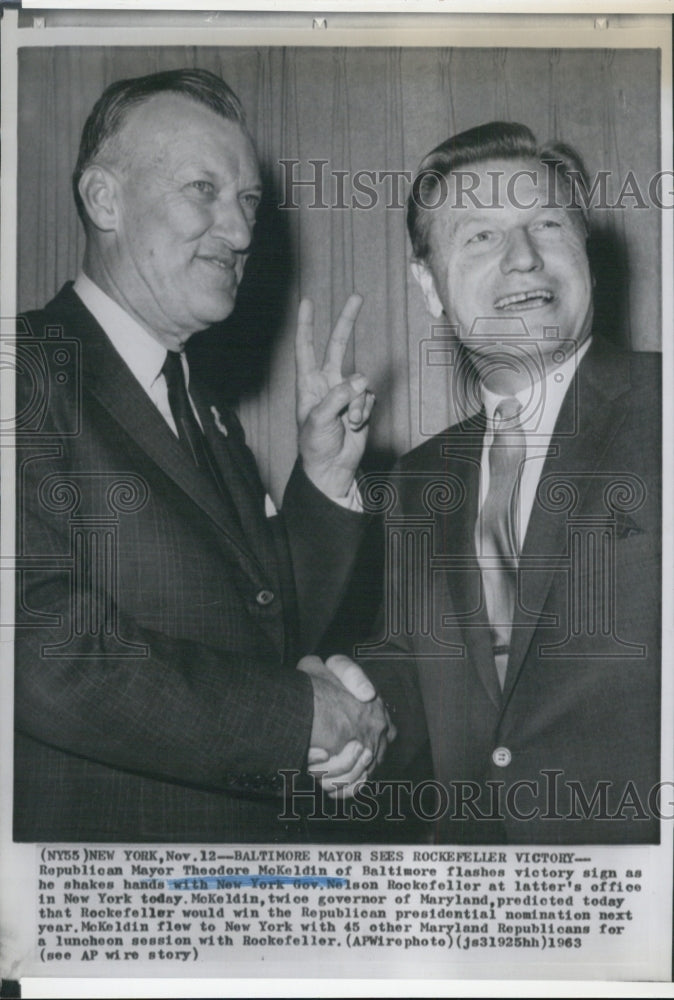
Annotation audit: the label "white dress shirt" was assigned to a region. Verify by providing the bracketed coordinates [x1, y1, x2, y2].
[477, 336, 592, 549]
[73, 271, 201, 436]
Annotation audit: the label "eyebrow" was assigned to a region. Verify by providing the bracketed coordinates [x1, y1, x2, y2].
[177, 164, 262, 188]
[446, 212, 501, 237]
[450, 203, 568, 228]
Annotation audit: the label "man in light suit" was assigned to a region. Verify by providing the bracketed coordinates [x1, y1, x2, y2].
[321, 122, 661, 844]
[13, 68, 395, 843]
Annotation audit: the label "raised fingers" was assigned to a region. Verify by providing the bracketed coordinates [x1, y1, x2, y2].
[295, 297, 317, 380]
[323, 293, 363, 374]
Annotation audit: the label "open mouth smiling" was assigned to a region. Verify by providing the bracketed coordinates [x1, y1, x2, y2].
[196, 251, 236, 279]
[197, 255, 236, 274]
[494, 289, 554, 311]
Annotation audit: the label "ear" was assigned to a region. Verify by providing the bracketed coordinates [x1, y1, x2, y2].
[410, 260, 444, 318]
[77, 164, 120, 232]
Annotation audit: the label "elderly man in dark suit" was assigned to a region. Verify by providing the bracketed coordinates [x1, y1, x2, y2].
[13, 68, 394, 843]
[318, 121, 661, 844]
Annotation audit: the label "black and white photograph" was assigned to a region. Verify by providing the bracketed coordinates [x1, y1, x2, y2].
[1, 4, 672, 995]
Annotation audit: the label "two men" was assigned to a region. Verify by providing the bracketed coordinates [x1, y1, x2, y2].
[347, 121, 660, 843]
[14, 69, 661, 847]
[14, 69, 395, 842]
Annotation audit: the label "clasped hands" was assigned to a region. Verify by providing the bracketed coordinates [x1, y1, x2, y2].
[300, 654, 396, 798]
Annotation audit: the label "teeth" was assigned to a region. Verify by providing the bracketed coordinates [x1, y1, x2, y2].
[201, 256, 233, 270]
[495, 289, 553, 309]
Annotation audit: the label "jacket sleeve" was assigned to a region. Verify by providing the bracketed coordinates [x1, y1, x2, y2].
[281, 458, 368, 652]
[15, 543, 315, 797]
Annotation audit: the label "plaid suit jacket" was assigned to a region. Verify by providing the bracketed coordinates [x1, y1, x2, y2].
[14, 283, 365, 843]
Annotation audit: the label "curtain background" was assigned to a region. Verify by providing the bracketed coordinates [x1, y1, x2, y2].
[18, 46, 661, 501]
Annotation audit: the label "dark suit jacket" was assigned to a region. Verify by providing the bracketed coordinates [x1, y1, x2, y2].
[14, 283, 365, 843]
[365, 337, 661, 844]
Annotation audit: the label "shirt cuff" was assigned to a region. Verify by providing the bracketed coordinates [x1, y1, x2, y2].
[328, 479, 363, 513]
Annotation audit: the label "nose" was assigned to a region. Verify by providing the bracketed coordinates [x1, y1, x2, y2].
[500, 226, 543, 274]
[210, 194, 254, 253]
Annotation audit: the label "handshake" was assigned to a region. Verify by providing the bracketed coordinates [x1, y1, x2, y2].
[299, 654, 397, 798]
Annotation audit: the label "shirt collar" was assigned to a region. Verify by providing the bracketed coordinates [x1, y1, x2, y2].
[73, 271, 183, 391]
[481, 336, 592, 436]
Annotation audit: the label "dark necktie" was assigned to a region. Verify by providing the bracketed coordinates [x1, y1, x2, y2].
[478, 397, 526, 689]
[161, 350, 241, 524]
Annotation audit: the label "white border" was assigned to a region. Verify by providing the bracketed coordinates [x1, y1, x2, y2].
[17, 1, 674, 14]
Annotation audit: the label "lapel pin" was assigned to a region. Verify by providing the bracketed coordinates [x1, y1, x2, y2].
[210, 405, 228, 437]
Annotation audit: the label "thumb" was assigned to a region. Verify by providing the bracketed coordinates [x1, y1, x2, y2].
[324, 653, 376, 702]
[297, 655, 327, 679]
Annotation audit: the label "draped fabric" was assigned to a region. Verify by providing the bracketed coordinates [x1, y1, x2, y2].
[17, 47, 661, 500]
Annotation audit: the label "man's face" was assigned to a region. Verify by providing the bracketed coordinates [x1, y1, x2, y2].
[104, 93, 262, 347]
[413, 157, 594, 385]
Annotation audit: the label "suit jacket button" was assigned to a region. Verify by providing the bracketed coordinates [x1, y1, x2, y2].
[256, 589, 275, 606]
[492, 746, 512, 767]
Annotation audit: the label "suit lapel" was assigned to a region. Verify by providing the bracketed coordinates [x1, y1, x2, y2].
[437, 416, 503, 711]
[503, 339, 633, 699]
[64, 287, 264, 576]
